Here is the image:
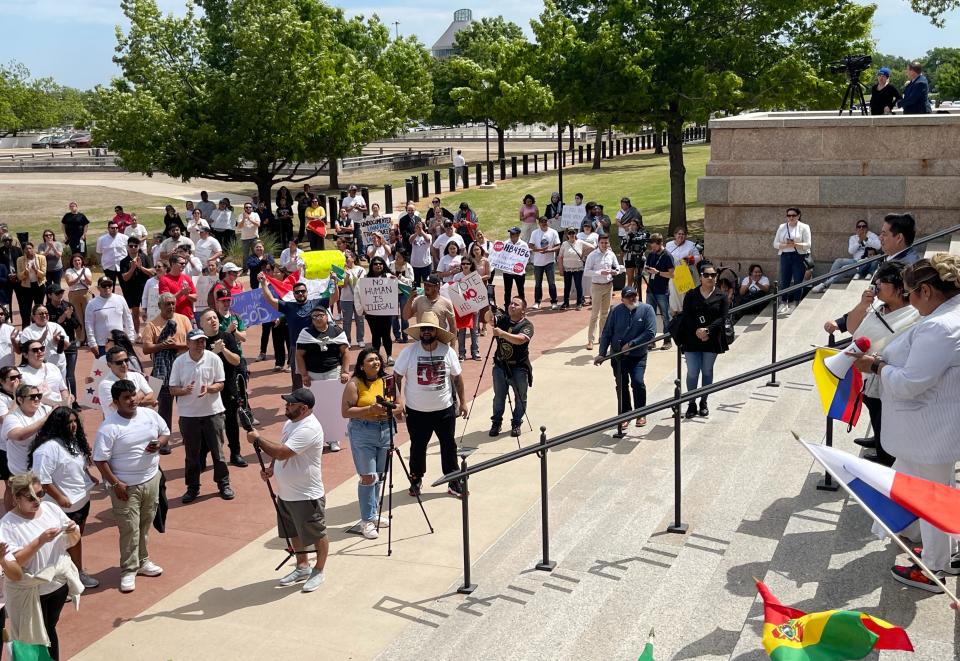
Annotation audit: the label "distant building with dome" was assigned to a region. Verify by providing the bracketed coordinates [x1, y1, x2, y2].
[431, 9, 473, 58]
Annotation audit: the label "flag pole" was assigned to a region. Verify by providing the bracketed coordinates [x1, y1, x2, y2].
[793, 432, 960, 607]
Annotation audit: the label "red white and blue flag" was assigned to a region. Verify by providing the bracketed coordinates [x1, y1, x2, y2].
[800, 439, 960, 536]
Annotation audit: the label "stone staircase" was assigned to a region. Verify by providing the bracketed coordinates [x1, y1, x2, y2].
[377, 262, 954, 661]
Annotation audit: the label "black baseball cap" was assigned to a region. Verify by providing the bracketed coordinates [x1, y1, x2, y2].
[282, 388, 315, 408]
[424, 275, 441, 286]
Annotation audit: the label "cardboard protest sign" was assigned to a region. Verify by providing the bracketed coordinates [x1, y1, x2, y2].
[447, 272, 489, 316]
[308, 379, 348, 443]
[230, 289, 281, 326]
[78, 356, 108, 408]
[356, 277, 398, 316]
[357, 217, 393, 246]
[560, 205, 587, 229]
[489, 239, 531, 274]
[194, 275, 218, 311]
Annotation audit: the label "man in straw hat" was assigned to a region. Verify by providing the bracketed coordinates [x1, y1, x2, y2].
[392, 311, 468, 498]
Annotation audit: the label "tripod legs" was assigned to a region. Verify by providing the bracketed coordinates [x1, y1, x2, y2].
[374, 420, 434, 557]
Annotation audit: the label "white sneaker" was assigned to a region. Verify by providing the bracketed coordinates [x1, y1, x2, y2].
[302, 569, 325, 593]
[120, 573, 136, 593]
[530, 303, 540, 310]
[852, 273, 862, 280]
[357, 341, 366, 348]
[361, 520, 379, 539]
[777, 304, 788, 315]
[137, 560, 163, 577]
[278, 566, 311, 587]
[811, 283, 826, 294]
[328, 440, 341, 452]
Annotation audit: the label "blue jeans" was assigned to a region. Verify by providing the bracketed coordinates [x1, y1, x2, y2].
[348, 418, 391, 522]
[458, 315, 479, 358]
[646, 291, 671, 337]
[413, 265, 432, 287]
[491, 364, 528, 427]
[685, 351, 717, 404]
[613, 356, 647, 414]
[778, 252, 806, 304]
[340, 300, 365, 344]
[393, 294, 409, 340]
[533, 263, 557, 304]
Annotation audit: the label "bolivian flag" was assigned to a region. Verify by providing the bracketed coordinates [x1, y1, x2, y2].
[757, 581, 912, 659]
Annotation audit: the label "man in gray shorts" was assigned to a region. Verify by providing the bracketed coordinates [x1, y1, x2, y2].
[246, 388, 328, 592]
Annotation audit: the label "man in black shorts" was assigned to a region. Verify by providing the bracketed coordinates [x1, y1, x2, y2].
[246, 388, 328, 593]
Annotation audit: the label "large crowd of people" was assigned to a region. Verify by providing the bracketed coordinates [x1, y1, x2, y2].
[0, 183, 955, 658]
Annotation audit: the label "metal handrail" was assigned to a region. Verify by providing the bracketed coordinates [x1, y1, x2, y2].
[726, 221, 960, 316]
[432, 339, 849, 486]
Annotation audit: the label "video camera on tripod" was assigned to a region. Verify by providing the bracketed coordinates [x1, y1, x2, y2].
[829, 54, 872, 116]
[622, 229, 651, 254]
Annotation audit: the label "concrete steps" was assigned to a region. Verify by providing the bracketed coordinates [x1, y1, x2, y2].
[377, 274, 951, 660]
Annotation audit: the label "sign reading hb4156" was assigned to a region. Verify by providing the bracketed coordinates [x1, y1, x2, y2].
[490, 239, 531, 275]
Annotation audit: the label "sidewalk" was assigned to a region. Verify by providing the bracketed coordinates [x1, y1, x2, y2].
[60, 293, 678, 659]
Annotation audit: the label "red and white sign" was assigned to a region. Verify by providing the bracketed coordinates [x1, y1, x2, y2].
[490, 239, 531, 275]
[446, 271, 489, 316]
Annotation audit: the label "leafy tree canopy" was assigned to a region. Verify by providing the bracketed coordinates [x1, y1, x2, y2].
[0, 62, 89, 137]
[93, 0, 432, 199]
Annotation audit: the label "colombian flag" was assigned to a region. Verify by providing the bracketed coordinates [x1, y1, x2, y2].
[757, 581, 912, 660]
[811, 348, 863, 425]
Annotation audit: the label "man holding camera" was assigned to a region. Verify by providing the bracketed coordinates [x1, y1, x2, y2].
[484, 297, 534, 438]
[246, 388, 328, 593]
[93, 379, 170, 593]
[812, 220, 881, 293]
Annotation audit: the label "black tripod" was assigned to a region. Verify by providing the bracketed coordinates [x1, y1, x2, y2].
[374, 396, 434, 556]
[839, 73, 868, 116]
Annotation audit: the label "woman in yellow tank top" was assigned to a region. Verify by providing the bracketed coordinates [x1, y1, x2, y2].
[341, 348, 393, 539]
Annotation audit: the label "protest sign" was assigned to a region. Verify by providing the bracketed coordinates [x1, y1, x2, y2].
[356, 277, 398, 316]
[357, 216, 393, 246]
[489, 239, 531, 275]
[309, 379, 347, 443]
[194, 275, 218, 311]
[303, 249, 346, 280]
[447, 272, 489, 316]
[230, 289, 281, 326]
[560, 205, 587, 229]
[78, 356, 108, 408]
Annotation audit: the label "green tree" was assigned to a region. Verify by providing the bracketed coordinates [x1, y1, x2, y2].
[548, 0, 873, 233]
[936, 57, 960, 99]
[427, 58, 470, 127]
[93, 0, 431, 202]
[909, 0, 959, 27]
[448, 18, 549, 160]
[0, 63, 89, 137]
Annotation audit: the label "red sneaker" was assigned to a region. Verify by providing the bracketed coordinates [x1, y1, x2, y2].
[891, 564, 943, 593]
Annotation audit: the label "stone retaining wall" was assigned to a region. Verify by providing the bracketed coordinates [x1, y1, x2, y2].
[698, 111, 960, 275]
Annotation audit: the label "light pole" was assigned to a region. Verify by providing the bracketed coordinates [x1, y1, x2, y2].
[485, 119, 491, 184]
[557, 121, 564, 201]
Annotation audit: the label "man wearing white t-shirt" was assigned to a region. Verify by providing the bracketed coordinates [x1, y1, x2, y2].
[246, 388, 328, 593]
[431, 221, 465, 266]
[169, 328, 233, 503]
[20, 339, 70, 406]
[98, 346, 156, 416]
[193, 223, 223, 271]
[96, 221, 129, 290]
[93, 379, 169, 593]
[84, 276, 135, 357]
[393, 312, 467, 498]
[528, 217, 561, 310]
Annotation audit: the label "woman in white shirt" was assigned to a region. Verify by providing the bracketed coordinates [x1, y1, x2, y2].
[772, 207, 812, 314]
[435, 241, 462, 285]
[280, 239, 305, 277]
[338, 251, 366, 347]
[737, 263, 770, 314]
[64, 254, 92, 345]
[236, 201, 261, 267]
[209, 198, 235, 248]
[409, 222, 434, 287]
[577, 220, 599, 248]
[366, 232, 392, 262]
[19, 340, 69, 407]
[0, 471, 80, 660]
[1, 384, 53, 476]
[0, 309, 18, 369]
[854, 254, 960, 594]
[19, 306, 68, 381]
[140, 261, 165, 325]
[28, 406, 99, 588]
[186, 208, 205, 240]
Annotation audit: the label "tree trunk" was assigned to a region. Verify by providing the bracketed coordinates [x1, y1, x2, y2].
[568, 123, 575, 151]
[592, 125, 603, 169]
[255, 177, 275, 213]
[328, 157, 339, 191]
[666, 115, 687, 235]
[654, 131, 664, 155]
[496, 126, 505, 161]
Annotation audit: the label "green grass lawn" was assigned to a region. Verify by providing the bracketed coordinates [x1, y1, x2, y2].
[402, 145, 709, 241]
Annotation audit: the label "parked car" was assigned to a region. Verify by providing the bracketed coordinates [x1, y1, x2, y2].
[69, 133, 92, 148]
[31, 136, 58, 149]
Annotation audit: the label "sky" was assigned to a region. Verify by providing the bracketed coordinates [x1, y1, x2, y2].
[0, 0, 958, 90]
